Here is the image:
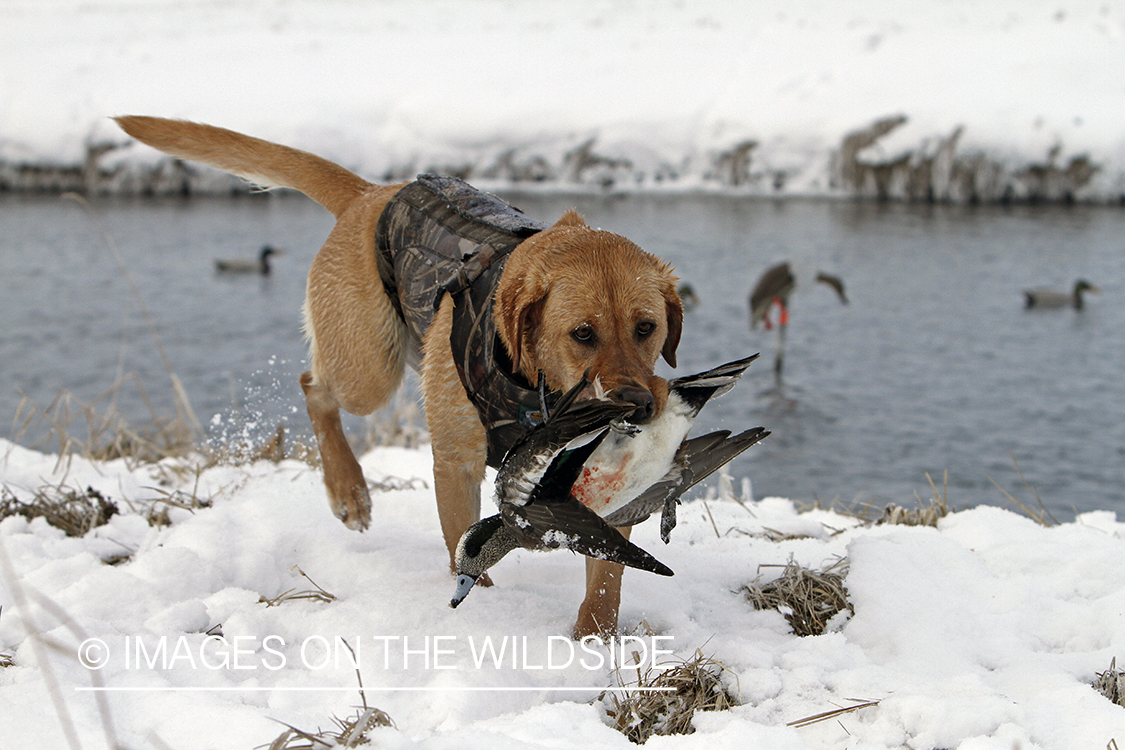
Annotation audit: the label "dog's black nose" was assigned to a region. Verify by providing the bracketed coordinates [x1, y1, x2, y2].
[614, 386, 655, 424]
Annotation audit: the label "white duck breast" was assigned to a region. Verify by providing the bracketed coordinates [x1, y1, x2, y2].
[570, 393, 695, 516]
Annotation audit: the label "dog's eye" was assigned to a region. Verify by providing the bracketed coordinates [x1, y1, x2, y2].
[572, 325, 596, 344]
[635, 321, 656, 338]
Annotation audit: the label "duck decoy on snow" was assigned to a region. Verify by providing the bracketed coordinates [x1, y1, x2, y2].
[214, 245, 278, 274]
[1023, 279, 1098, 310]
[749, 261, 847, 382]
[450, 355, 769, 609]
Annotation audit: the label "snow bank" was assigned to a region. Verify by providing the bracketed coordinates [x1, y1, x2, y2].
[2, 439, 1123, 748]
[2, 0, 1124, 201]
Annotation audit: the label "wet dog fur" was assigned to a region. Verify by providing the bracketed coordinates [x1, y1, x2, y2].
[114, 116, 683, 638]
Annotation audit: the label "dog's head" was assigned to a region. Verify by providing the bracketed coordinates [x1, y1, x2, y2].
[495, 210, 683, 423]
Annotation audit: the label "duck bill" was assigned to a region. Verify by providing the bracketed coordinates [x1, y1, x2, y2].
[449, 574, 478, 608]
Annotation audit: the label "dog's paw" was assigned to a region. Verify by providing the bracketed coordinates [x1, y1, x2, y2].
[331, 483, 372, 531]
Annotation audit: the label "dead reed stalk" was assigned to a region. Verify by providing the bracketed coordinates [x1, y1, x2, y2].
[1093, 657, 1124, 707]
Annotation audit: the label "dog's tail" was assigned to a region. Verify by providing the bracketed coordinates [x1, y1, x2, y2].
[114, 116, 372, 219]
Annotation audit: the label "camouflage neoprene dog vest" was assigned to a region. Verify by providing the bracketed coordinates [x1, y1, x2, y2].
[374, 174, 556, 467]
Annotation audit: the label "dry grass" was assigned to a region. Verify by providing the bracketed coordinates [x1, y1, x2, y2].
[604, 650, 739, 744]
[990, 453, 1059, 527]
[787, 698, 881, 728]
[125, 482, 214, 530]
[786, 471, 953, 531]
[10, 375, 201, 470]
[1093, 657, 1124, 707]
[266, 707, 395, 750]
[263, 639, 395, 749]
[878, 471, 952, 527]
[259, 566, 337, 607]
[0, 473, 216, 550]
[742, 557, 851, 637]
[9, 371, 424, 476]
[0, 483, 117, 537]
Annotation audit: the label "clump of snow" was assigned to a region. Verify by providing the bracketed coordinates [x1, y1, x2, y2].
[2, 439, 1123, 748]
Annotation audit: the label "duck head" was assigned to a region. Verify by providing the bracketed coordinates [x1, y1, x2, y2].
[450, 515, 518, 608]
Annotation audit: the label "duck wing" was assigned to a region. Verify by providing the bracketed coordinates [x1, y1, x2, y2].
[502, 498, 673, 576]
[602, 426, 770, 541]
[668, 354, 759, 415]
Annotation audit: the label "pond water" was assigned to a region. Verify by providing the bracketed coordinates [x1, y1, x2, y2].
[2, 192, 1123, 521]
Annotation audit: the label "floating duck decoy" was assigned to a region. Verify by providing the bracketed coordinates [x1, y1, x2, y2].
[749, 261, 847, 382]
[1023, 279, 1098, 309]
[214, 245, 278, 274]
[450, 355, 769, 608]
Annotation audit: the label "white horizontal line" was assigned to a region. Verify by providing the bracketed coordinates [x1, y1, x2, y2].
[75, 686, 674, 693]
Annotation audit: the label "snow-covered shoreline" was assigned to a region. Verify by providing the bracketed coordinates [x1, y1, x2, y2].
[3, 0, 1125, 202]
[2, 438, 1124, 748]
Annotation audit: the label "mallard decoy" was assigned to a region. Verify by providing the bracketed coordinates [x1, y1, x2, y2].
[450, 356, 769, 608]
[1023, 280, 1098, 309]
[749, 261, 847, 382]
[215, 245, 278, 274]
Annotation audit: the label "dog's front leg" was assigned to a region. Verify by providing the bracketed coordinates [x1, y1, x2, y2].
[574, 525, 632, 639]
[421, 298, 489, 573]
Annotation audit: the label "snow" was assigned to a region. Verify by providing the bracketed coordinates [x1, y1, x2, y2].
[2, 1, 1125, 197]
[2, 439, 1123, 748]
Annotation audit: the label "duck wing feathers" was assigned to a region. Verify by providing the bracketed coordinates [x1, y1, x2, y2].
[603, 426, 771, 539]
[667, 354, 759, 415]
[501, 498, 673, 576]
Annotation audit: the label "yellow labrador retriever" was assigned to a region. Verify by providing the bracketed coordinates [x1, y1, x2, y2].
[114, 116, 683, 638]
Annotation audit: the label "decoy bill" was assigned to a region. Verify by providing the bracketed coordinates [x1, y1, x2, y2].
[1023, 279, 1098, 309]
[749, 261, 847, 382]
[215, 244, 278, 274]
[451, 355, 769, 609]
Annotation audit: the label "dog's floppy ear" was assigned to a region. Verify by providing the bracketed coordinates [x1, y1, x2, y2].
[662, 286, 683, 369]
[496, 275, 547, 377]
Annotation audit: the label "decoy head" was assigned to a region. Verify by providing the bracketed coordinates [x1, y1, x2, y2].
[450, 515, 518, 608]
[260, 245, 278, 260]
[815, 272, 848, 304]
[1073, 279, 1098, 308]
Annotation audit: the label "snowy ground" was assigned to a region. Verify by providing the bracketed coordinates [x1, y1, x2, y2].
[2, 0, 1125, 198]
[1, 439, 1123, 749]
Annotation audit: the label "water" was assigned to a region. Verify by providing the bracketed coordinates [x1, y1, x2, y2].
[3, 192, 1123, 521]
